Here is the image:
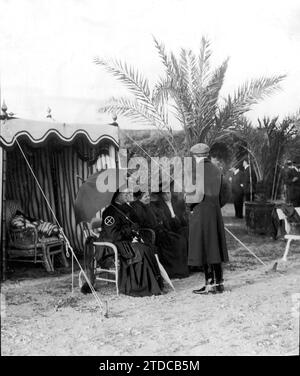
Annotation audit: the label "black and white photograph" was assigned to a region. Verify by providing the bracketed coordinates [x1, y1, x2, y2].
[0, 0, 300, 359]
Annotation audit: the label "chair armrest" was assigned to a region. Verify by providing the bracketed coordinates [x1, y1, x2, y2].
[139, 228, 156, 244]
[93, 241, 118, 253]
[82, 222, 100, 239]
[92, 242, 119, 267]
[9, 227, 38, 247]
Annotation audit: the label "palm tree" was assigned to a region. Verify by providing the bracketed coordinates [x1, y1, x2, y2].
[231, 114, 299, 200]
[95, 36, 285, 154]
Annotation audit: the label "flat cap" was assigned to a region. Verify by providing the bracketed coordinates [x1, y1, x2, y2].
[190, 143, 210, 156]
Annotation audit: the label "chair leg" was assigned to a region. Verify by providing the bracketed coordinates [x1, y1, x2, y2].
[42, 247, 54, 272]
[282, 239, 292, 262]
[58, 250, 69, 268]
[115, 253, 119, 296]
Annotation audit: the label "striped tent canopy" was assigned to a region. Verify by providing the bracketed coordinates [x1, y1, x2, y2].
[0, 117, 119, 255]
[0, 118, 119, 148]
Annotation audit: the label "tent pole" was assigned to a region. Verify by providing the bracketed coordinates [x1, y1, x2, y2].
[0, 145, 3, 280]
[0, 146, 6, 281]
[71, 251, 74, 294]
[0, 77, 2, 280]
[109, 144, 116, 168]
[0, 76, 6, 281]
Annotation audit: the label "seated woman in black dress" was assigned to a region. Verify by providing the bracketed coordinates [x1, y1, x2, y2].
[81, 190, 164, 297]
[131, 191, 157, 229]
[132, 190, 189, 279]
[170, 191, 189, 241]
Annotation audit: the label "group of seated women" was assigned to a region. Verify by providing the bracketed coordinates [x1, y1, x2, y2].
[81, 188, 189, 297]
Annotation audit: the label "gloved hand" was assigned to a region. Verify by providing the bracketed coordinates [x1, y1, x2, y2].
[131, 222, 140, 232]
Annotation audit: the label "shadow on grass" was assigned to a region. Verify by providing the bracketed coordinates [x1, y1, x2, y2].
[5, 257, 82, 282]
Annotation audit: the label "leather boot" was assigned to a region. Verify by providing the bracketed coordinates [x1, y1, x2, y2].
[212, 263, 224, 293]
[193, 264, 215, 294]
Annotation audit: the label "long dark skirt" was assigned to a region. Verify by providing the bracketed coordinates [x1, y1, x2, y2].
[118, 242, 164, 297]
[188, 196, 229, 267]
[81, 237, 163, 297]
[156, 231, 189, 279]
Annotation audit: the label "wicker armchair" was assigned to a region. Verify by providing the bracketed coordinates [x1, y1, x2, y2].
[6, 201, 68, 272]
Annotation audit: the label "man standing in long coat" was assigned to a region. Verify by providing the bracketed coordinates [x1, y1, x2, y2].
[230, 165, 244, 218]
[186, 143, 230, 294]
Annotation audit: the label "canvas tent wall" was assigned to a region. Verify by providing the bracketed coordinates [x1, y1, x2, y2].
[0, 117, 119, 280]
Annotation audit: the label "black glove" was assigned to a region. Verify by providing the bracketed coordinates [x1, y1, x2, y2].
[131, 222, 140, 232]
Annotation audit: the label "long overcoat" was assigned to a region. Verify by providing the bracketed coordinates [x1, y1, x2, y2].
[188, 159, 229, 267]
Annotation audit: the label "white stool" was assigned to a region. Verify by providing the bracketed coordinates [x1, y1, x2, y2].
[276, 207, 300, 261]
[282, 235, 300, 261]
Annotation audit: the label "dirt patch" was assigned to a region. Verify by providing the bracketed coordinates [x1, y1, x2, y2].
[1, 204, 300, 356]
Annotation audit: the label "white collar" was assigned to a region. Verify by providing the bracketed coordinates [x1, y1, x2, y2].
[194, 156, 205, 163]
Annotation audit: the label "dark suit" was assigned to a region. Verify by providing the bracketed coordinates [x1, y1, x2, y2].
[231, 170, 244, 218]
[284, 167, 300, 206]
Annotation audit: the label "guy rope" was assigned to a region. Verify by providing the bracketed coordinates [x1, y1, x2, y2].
[15, 138, 108, 318]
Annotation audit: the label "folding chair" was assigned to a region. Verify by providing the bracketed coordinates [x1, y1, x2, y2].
[80, 224, 156, 295]
[81, 222, 119, 295]
[92, 228, 156, 295]
[93, 241, 119, 295]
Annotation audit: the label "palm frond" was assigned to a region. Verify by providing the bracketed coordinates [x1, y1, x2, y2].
[96, 38, 287, 154]
[101, 97, 171, 133]
[196, 60, 229, 142]
[198, 37, 212, 87]
[231, 75, 286, 110]
[99, 97, 178, 153]
[152, 77, 171, 124]
[94, 57, 151, 103]
[217, 75, 286, 130]
[153, 36, 180, 81]
[205, 58, 229, 107]
[153, 36, 170, 71]
[94, 56, 175, 135]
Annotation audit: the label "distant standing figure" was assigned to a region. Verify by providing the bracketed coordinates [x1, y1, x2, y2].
[230, 165, 244, 218]
[242, 159, 257, 202]
[186, 143, 230, 294]
[284, 160, 300, 207]
[294, 162, 300, 207]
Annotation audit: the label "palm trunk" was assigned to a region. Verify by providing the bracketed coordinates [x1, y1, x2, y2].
[248, 153, 253, 202]
[274, 168, 282, 201]
[185, 130, 192, 151]
[271, 146, 281, 201]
